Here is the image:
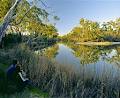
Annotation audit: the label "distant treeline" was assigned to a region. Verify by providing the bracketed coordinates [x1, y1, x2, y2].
[62, 18, 120, 42]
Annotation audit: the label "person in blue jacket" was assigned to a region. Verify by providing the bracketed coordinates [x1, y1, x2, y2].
[6, 59, 18, 79]
[6, 59, 30, 84]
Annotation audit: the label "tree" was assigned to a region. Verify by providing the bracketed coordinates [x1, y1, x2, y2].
[63, 18, 120, 42]
[0, 0, 22, 42]
[0, 0, 50, 42]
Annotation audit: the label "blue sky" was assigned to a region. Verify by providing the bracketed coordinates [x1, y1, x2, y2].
[41, 0, 120, 35]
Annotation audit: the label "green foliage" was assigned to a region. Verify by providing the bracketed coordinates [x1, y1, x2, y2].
[0, 0, 12, 22]
[0, 0, 58, 41]
[27, 21, 58, 38]
[2, 33, 22, 47]
[63, 18, 120, 42]
[10, 0, 58, 39]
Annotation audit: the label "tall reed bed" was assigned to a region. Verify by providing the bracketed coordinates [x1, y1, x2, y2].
[8, 43, 120, 98]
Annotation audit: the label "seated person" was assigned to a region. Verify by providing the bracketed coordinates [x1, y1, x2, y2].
[6, 59, 29, 84]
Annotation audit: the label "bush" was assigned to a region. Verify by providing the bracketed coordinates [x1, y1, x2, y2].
[1, 33, 22, 47]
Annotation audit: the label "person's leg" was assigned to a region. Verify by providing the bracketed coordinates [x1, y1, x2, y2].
[23, 80, 31, 86]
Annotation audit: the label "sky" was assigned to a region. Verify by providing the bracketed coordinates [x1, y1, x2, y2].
[40, 0, 120, 35]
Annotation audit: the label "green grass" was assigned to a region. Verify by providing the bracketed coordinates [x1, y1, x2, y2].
[0, 87, 49, 98]
[0, 67, 49, 98]
[29, 87, 49, 98]
[0, 59, 49, 98]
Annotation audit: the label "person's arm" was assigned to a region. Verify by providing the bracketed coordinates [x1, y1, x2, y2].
[18, 72, 29, 82]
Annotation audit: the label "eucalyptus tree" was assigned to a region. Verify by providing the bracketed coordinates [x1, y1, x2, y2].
[0, 0, 22, 42]
[63, 18, 120, 42]
[115, 18, 120, 36]
[0, 0, 50, 42]
[65, 18, 101, 42]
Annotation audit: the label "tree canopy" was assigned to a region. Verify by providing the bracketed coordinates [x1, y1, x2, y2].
[63, 18, 120, 42]
[0, 0, 58, 42]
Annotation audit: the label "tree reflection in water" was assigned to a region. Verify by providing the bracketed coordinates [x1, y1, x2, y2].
[65, 43, 120, 66]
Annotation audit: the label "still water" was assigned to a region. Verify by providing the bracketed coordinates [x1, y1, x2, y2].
[36, 43, 120, 79]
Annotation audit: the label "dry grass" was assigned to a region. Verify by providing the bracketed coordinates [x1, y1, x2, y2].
[29, 60, 120, 98]
[1, 43, 120, 98]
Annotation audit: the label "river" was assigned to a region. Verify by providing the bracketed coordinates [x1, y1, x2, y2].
[36, 43, 120, 79]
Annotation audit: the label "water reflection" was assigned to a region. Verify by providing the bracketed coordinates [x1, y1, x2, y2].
[64, 43, 120, 66]
[37, 43, 120, 78]
[35, 44, 59, 58]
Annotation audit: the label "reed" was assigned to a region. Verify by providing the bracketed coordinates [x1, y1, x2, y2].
[12, 43, 120, 98]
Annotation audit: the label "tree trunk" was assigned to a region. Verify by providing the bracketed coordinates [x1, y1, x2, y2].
[0, 0, 22, 42]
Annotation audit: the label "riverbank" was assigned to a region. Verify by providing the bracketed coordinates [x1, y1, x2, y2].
[0, 44, 49, 98]
[0, 61, 48, 98]
[76, 42, 120, 46]
[1, 43, 120, 98]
